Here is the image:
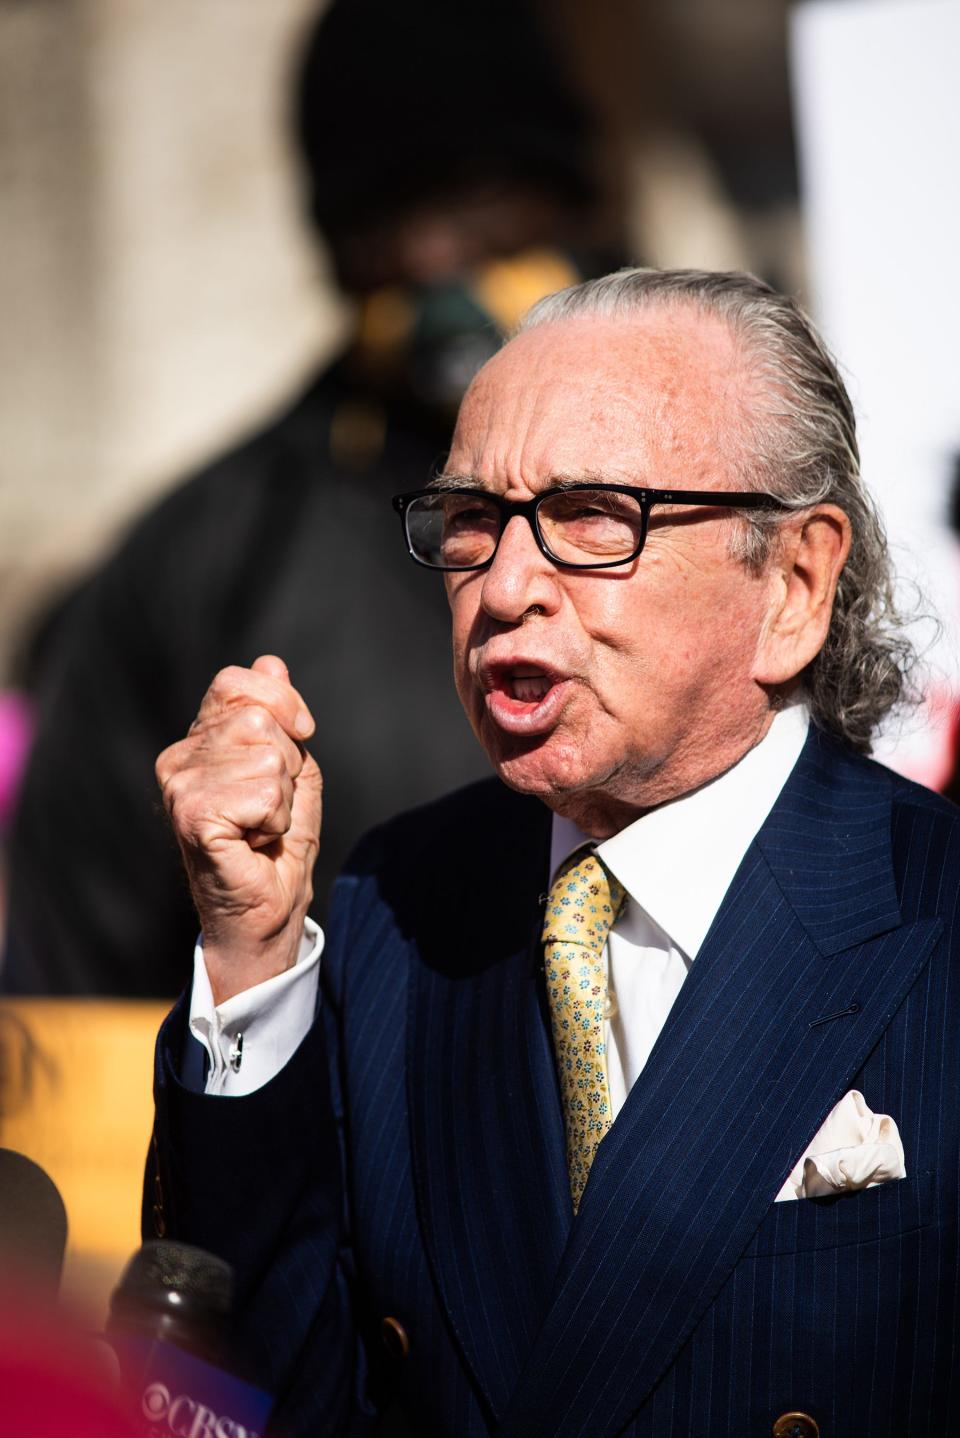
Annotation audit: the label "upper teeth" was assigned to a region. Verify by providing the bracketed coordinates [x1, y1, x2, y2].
[511, 674, 550, 701]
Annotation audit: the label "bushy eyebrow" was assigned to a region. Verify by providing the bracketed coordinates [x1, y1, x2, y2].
[427, 471, 478, 491]
[428, 468, 623, 492]
[551, 470, 622, 489]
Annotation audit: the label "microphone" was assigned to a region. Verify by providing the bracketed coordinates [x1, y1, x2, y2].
[0, 1149, 68, 1297]
[107, 1240, 273, 1438]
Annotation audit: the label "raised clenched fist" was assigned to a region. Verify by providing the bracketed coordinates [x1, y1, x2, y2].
[155, 655, 322, 1003]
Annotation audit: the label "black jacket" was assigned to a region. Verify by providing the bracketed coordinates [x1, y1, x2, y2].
[4, 365, 485, 995]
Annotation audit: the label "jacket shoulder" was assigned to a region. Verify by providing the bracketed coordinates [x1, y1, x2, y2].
[888, 765, 960, 824]
[324, 777, 550, 990]
[886, 762, 960, 903]
[820, 734, 960, 916]
[343, 776, 547, 881]
[809, 727, 960, 826]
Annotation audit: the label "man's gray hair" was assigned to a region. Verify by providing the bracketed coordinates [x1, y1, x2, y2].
[518, 267, 917, 753]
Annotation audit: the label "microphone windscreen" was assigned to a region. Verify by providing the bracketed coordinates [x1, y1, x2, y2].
[0, 1149, 67, 1295]
[109, 1241, 233, 1360]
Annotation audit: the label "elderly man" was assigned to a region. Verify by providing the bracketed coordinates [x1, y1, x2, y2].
[150, 270, 959, 1438]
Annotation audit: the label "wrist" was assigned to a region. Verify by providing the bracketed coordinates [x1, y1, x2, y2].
[201, 911, 309, 1006]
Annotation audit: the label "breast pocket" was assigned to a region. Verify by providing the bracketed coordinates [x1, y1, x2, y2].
[745, 1169, 936, 1257]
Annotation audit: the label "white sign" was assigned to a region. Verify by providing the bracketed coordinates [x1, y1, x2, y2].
[791, 0, 960, 786]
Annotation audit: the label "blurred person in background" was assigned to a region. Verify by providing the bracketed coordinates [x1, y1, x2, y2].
[0, 692, 32, 936]
[2, 0, 620, 997]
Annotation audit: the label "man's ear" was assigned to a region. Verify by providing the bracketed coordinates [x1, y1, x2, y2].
[752, 505, 852, 686]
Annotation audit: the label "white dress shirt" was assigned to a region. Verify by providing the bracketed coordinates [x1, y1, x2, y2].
[189, 923, 323, 1095]
[189, 705, 809, 1099]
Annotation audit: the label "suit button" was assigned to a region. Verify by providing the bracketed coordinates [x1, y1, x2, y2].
[381, 1316, 410, 1361]
[772, 1414, 819, 1438]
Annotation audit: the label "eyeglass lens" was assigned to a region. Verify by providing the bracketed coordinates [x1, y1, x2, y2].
[406, 489, 646, 569]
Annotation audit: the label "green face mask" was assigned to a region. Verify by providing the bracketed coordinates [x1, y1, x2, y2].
[355, 247, 582, 416]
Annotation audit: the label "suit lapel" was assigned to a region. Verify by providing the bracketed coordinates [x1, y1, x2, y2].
[498, 733, 942, 1438]
[407, 785, 572, 1422]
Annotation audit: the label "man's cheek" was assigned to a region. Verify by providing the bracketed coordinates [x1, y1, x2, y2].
[448, 605, 475, 671]
[451, 648, 481, 725]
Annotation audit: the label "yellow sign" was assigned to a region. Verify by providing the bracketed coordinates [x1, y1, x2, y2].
[0, 999, 169, 1322]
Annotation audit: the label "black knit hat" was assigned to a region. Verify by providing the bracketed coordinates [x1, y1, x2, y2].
[294, 0, 597, 240]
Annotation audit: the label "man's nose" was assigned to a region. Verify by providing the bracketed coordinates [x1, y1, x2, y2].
[479, 514, 560, 623]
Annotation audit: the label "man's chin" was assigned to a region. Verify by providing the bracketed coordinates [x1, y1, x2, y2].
[473, 703, 614, 801]
[484, 735, 594, 802]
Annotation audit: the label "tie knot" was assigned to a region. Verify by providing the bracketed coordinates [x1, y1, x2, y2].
[541, 851, 625, 954]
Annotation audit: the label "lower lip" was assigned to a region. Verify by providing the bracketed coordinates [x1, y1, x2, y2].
[483, 679, 571, 736]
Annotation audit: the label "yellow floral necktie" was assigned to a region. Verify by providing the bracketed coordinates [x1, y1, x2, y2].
[542, 850, 626, 1213]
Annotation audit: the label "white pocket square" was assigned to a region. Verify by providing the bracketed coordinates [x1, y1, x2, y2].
[775, 1089, 906, 1202]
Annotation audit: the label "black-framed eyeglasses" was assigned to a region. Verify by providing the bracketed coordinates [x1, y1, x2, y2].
[392, 483, 789, 572]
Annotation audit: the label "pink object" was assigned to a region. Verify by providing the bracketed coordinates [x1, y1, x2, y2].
[0, 691, 34, 830]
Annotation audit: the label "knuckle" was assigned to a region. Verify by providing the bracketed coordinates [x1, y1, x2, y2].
[212, 664, 246, 697]
[257, 745, 285, 777]
[158, 768, 185, 812]
[242, 705, 272, 739]
[260, 778, 284, 811]
[169, 784, 203, 832]
[155, 739, 187, 788]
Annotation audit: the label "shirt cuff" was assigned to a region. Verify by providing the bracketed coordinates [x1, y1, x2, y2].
[187, 918, 323, 1096]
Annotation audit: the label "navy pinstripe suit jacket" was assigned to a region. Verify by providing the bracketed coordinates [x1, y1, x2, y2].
[150, 727, 960, 1436]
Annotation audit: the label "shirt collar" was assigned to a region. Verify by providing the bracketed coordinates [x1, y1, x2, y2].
[549, 704, 810, 959]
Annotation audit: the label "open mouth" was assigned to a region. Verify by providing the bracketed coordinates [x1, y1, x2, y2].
[481, 663, 570, 734]
[507, 671, 553, 703]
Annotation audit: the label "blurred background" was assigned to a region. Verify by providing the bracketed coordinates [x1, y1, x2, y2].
[0, 0, 957, 1339]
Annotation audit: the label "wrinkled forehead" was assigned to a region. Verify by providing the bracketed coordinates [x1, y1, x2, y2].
[447, 308, 750, 492]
